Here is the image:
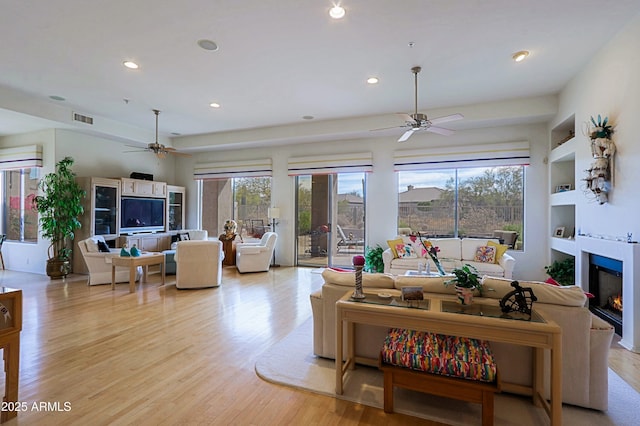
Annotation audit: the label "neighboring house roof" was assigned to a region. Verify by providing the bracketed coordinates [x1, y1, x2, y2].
[336, 194, 363, 204]
[398, 186, 443, 203]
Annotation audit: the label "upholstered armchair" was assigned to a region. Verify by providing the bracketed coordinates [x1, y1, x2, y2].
[77, 236, 140, 285]
[174, 240, 224, 289]
[235, 232, 278, 273]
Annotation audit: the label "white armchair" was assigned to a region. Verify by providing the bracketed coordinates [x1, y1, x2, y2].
[77, 236, 140, 285]
[174, 240, 224, 289]
[235, 232, 278, 273]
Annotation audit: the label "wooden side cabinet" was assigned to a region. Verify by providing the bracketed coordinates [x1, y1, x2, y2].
[121, 178, 166, 198]
[0, 288, 22, 423]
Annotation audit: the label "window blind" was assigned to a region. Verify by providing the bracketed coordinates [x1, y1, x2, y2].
[393, 141, 530, 171]
[287, 152, 373, 175]
[193, 158, 272, 179]
[0, 145, 43, 170]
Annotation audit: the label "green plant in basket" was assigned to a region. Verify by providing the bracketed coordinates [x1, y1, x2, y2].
[544, 258, 575, 286]
[445, 264, 484, 294]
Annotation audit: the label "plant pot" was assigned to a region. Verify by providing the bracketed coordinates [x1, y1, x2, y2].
[46, 258, 71, 279]
[455, 285, 474, 306]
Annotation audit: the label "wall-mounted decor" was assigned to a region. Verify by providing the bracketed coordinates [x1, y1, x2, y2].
[582, 115, 615, 204]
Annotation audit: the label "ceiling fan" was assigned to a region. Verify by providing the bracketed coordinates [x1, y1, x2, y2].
[128, 109, 190, 159]
[374, 66, 464, 142]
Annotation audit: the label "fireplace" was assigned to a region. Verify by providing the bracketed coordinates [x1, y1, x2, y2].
[577, 236, 640, 353]
[588, 254, 622, 335]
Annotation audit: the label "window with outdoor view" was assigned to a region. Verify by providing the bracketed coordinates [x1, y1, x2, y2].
[2, 168, 39, 242]
[200, 177, 271, 239]
[398, 166, 524, 250]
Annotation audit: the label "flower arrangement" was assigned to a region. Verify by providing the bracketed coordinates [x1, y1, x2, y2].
[416, 232, 446, 275]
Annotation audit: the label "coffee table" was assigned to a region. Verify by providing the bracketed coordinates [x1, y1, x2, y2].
[335, 290, 563, 425]
[111, 252, 165, 293]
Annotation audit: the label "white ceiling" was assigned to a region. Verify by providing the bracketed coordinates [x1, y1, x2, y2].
[1, 0, 639, 148]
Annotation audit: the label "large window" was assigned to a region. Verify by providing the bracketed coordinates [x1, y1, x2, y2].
[201, 177, 271, 239]
[398, 166, 524, 249]
[2, 168, 39, 242]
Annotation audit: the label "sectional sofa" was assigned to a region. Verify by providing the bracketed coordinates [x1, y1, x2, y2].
[310, 269, 615, 410]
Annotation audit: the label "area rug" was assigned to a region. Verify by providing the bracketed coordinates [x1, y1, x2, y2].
[256, 319, 639, 425]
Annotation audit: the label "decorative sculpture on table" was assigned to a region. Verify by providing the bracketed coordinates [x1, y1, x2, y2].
[219, 219, 243, 243]
[499, 281, 538, 318]
[352, 255, 366, 299]
[582, 115, 615, 205]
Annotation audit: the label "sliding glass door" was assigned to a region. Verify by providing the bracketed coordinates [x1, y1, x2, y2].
[295, 173, 365, 268]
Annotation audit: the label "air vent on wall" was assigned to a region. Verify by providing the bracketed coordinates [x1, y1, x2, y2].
[72, 112, 94, 125]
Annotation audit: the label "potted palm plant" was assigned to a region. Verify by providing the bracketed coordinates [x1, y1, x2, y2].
[445, 264, 483, 305]
[34, 157, 86, 279]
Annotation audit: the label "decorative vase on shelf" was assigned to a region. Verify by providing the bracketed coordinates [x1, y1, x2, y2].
[130, 244, 140, 257]
[120, 245, 131, 257]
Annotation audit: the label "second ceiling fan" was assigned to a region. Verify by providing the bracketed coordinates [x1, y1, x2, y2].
[379, 66, 464, 142]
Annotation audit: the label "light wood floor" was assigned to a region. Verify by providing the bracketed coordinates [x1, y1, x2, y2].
[1, 266, 638, 425]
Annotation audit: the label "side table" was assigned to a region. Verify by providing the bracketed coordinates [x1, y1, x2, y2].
[111, 253, 166, 293]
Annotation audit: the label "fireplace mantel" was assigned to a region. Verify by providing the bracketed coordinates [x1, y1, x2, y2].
[576, 236, 640, 352]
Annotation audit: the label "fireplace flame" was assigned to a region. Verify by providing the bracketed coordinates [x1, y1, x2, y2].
[608, 294, 623, 312]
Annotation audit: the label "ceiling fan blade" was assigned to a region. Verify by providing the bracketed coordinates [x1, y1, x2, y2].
[371, 125, 404, 132]
[396, 113, 417, 125]
[169, 151, 192, 157]
[429, 113, 464, 125]
[427, 126, 455, 136]
[398, 128, 418, 142]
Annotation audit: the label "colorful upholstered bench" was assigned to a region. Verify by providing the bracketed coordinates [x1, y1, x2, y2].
[379, 328, 501, 426]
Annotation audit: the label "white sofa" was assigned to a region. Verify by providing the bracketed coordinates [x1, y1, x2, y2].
[310, 269, 615, 410]
[383, 236, 515, 278]
[77, 236, 141, 285]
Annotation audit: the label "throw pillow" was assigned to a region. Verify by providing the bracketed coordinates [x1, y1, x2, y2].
[474, 245, 496, 263]
[179, 233, 190, 241]
[545, 277, 595, 299]
[97, 241, 111, 253]
[395, 244, 417, 258]
[487, 240, 508, 264]
[85, 239, 99, 253]
[387, 238, 404, 258]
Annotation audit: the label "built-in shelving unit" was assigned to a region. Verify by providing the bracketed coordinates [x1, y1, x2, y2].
[549, 115, 577, 260]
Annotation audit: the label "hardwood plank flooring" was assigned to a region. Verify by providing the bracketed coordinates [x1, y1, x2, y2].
[0, 266, 638, 425]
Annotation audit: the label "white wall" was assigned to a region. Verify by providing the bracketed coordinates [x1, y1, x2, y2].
[555, 14, 640, 241]
[175, 121, 549, 280]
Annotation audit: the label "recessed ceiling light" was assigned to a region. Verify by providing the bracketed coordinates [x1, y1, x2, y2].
[329, 4, 345, 19]
[302, 115, 314, 120]
[210, 102, 221, 108]
[512, 51, 529, 62]
[123, 61, 139, 69]
[367, 77, 379, 84]
[197, 39, 219, 51]
[49, 95, 66, 101]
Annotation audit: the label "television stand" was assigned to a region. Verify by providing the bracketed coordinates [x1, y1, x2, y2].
[118, 232, 172, 253]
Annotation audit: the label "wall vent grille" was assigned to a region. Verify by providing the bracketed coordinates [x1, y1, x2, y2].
[72, 112, 94, 125]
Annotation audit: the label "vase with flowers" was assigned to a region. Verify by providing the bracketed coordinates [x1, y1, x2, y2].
[416, 232, 446, 276]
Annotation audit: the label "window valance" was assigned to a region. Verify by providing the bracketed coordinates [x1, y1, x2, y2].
[393, 141, 529, 171]
[0, 145, 43, 170]
[193, 158, 272, 179]
[287, 152, 373, 175]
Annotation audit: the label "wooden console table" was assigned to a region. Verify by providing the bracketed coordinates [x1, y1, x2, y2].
[111, 253, 165, 293]
[0, 288, 22, 423]
[335, 290, 563, 425]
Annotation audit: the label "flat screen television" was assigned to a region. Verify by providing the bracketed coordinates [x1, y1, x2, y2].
[120, 196, 165, 234]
